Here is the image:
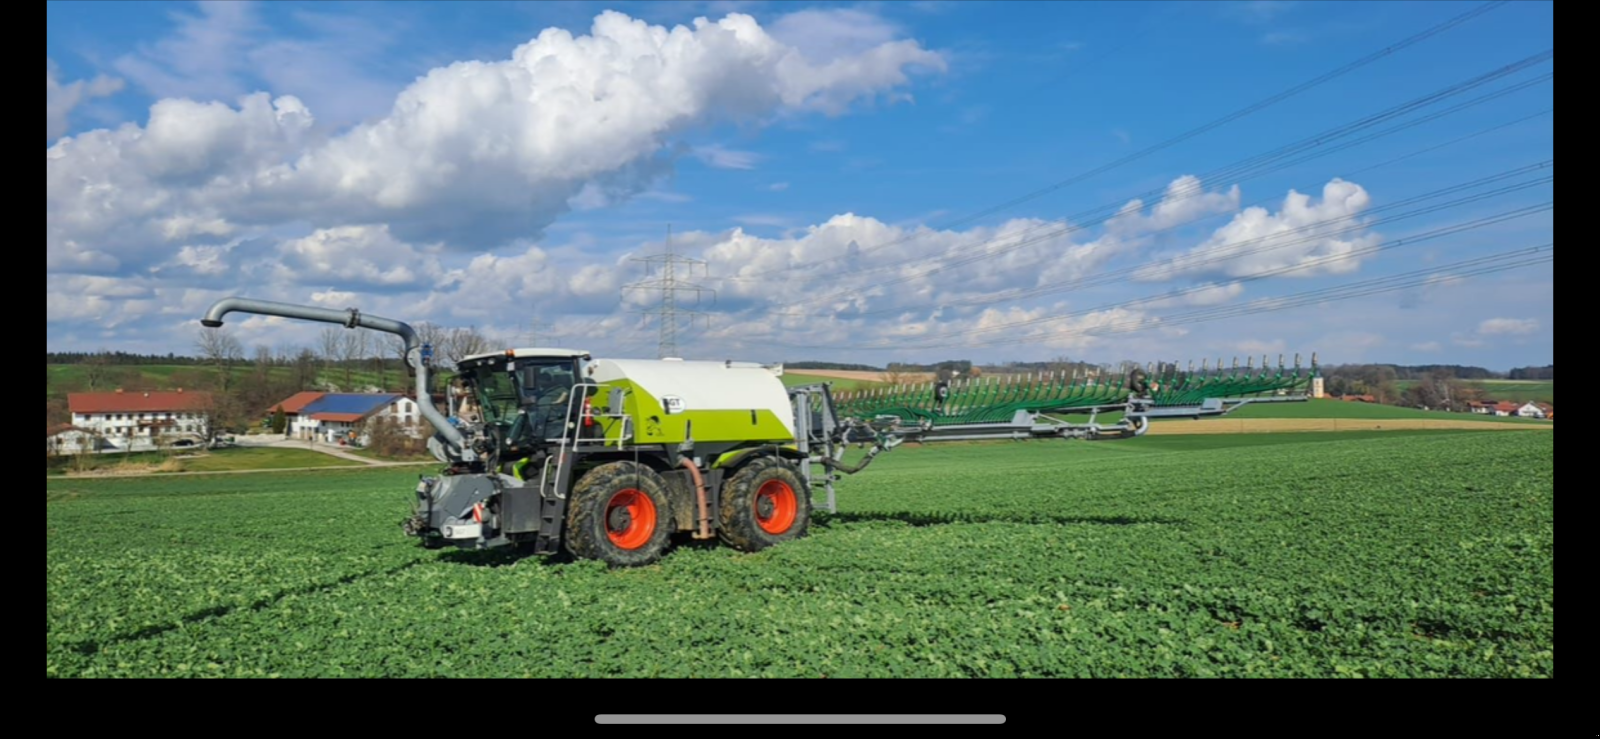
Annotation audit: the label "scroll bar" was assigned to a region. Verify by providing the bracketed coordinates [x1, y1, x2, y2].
[596, 715, 1005, 724]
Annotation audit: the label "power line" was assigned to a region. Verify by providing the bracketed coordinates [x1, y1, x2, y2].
[770, 244, 1551, 353]
[765, 202, 1551, 351]
[784, 160, 1552, 320]
[514, 317, 545, 348]
[860, 202, 1551, 348]
[622, 226, 716, 359]
[955, 245, 1555, 349]
[758, 48, 1551, 312]
[729, 0, 1510, 283]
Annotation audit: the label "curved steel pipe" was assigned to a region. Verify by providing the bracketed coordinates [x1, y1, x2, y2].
[200, 297, 467, 456]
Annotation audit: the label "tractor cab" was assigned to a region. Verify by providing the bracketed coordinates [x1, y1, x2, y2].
[455, 348, 592, 465]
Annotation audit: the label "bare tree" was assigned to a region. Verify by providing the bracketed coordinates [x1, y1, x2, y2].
[318, 327, 343, 383]
[289, 348, 316, 390]
[252, 344, 274, 383]
[443, 326, 492, 368]
[339, 329, 369, 390]
[386, 334, 410, 390]
[413, 322, 449, 358]
[83, 351, 111, 391]
[196, 327, 244, 393]
[368, 330, 389, 391]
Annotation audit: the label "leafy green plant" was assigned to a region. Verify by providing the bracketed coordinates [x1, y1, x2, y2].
[46, 431, 1552, 678]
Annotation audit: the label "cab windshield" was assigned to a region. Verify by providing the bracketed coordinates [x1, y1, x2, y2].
[469, 366, 520, 423]
[466, 357, 578, 441]
[516, 362, 576, 408]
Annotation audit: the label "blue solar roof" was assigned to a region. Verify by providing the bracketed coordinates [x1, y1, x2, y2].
[300, 393, 401, 416]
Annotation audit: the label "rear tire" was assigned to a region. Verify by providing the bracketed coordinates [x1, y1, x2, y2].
[565, 461, 674, 567]
[718, 456, 810, 552]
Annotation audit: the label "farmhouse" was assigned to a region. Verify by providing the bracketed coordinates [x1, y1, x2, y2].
[1517, 401, 1553, 419]
[268, 392, 423, 444]
[46, 424, 105, 455]
[66, 389, 213, 451]
[1470, 400, 1523, 416]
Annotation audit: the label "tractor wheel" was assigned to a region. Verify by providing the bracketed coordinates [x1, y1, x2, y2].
[718, 456, 810, 552]
[564, 461, 674, 567]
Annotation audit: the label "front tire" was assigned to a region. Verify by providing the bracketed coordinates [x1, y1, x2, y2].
[565, 461, 674, 567]
[718, 456, 810, 552]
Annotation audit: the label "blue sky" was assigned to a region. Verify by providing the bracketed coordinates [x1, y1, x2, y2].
[46, 0, 1553, 370]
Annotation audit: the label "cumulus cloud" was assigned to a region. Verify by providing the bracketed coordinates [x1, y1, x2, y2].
[1451, 316, 1541, 348]
[1136, 178, 1377, 282]
[55, 164, 1388, 357]
[48, 10, 944, 277]
[1477, 317, 1539, 336]
[47, 59, 124, 141]
[1107, 174, 1242, 241]
[273, 225, 445, 289]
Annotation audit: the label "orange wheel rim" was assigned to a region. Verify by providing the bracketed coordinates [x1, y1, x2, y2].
[755, 479, 798, 534]
[605, 489, 657, 550]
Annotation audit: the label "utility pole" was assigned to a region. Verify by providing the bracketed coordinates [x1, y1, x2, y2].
[622, 225, 715, 359]
[517, 318, 544, 348]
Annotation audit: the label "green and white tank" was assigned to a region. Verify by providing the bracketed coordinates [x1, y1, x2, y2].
[583, 358, 795, 446]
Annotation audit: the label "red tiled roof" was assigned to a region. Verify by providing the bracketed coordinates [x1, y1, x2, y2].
[68, 390, 213, 414]
[309, 412, 368, 423]
[1494, 401, 1520, 412]
[273, 391, 325, 414]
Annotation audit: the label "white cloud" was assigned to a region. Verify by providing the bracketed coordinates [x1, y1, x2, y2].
[1136, 178, 1376, 281]
[112, 1, 260, 103]
[49, 9, 944, 276]
[731, 214, 791, 228]
[1235, 338, 1286, 356]
[1109, 175, 1242, 241]
[766, 182, 790, 192]
[1411, 341, 1442, 352]
[693, 144, 762, 170]
[1478, 317, 1539, 336]
[47, 59, 124, 141]
[1450, 317, 1541, 348]
[768, 8, 905, 63]
[273, 225, 444, 289]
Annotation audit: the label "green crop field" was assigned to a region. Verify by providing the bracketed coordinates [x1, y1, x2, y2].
[780, 372, 883, 391]
[46, 429, 1552, 678]
[1224, 399, 1544, 422]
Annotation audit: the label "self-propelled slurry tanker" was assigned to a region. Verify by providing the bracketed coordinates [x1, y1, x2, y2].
[200, 297, 906, 567]
[200, 297, 1311, 566]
